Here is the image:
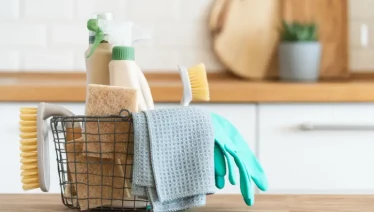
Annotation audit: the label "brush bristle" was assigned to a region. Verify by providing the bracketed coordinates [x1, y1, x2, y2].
[19, 107, 39, 191]
[187, 63, 210, 101]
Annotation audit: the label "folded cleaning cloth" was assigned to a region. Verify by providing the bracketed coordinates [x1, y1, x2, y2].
[131, 106, 216, 212]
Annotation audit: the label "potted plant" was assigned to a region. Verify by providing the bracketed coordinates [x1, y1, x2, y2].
[278, 20, 321, 82]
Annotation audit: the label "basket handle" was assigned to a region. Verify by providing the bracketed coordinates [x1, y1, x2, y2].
[119, 109, 132, 118]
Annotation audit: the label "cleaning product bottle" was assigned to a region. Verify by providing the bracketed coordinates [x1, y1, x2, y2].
[103, 19, 154, 111]
[101, 19, 153, 209]
[84, 12, 113, 101]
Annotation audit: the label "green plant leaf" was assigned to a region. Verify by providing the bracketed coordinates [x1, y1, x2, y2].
[279, 20, 318, 42]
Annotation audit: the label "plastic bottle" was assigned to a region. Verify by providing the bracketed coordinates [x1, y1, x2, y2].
[84, 12, 113, 101]
[102, 19, 154, 111]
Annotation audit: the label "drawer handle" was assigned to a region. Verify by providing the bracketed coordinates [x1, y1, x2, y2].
[300, 122, 374, 131]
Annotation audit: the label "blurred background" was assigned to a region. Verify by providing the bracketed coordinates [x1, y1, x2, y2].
[350, 0, 374, 71]
[0, 0, 369, 74]
[0, 0, 222, 72]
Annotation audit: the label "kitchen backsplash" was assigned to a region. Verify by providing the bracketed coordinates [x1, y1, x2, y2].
[0, 0, 223, 72]
[349, 0, 374, 72]
[0, 0, 370, 73]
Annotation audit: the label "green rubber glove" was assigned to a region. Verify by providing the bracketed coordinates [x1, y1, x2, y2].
[224, 143, 253, 206]
[214, 113, 268, 191]
[211, 112, 268, 205]
[214, 143, 226, 189]
[214, 142, 237, 189]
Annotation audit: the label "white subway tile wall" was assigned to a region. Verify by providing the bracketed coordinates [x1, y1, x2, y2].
[22, 50, 75, 70]
[0, 23, 47, 46]
[0, 50, 20, 70]
[1, 1, 367, 72]
[23, 0, 75, 20]
[0, 0, 19, 19]
[349, 0, 374, 71]
[0, 0, 223, 72]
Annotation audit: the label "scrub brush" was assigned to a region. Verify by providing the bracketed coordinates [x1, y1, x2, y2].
[178, 63, 210, 106]
[20, 102, 81, 192]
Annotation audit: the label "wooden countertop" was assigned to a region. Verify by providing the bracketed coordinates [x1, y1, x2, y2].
[1, 194, 373, 211]
[1, 72, 374, 103]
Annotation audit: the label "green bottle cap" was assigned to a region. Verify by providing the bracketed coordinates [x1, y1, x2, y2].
[112, 46, 135, 60]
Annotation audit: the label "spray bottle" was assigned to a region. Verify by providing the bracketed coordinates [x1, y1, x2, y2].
[84, 12, 113, 102]
[101, 19, 155, 111]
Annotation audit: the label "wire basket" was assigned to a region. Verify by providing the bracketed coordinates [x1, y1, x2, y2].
[50, 109, 150, 211]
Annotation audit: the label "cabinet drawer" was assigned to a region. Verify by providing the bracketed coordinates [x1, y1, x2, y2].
[259, 103, 374, 194]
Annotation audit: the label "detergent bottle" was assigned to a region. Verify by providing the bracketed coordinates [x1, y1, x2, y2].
[102, 19, 154, 111]
[84, 12, 113, 101]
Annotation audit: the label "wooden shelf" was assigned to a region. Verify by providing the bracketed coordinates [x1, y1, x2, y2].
[1, 72, 374, 103]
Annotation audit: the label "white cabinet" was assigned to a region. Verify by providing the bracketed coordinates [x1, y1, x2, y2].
[258, 103, 374, 194]
[0, 102, 257, 195]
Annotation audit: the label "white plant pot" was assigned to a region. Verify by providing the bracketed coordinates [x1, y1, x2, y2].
[278, 42, 322, 82]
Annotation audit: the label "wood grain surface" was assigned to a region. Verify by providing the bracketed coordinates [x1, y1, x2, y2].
[210, 0, 281, 79]
[1, 194, 374, 211]
[281, 0, 349, 79]
[1, 72, 374, 103]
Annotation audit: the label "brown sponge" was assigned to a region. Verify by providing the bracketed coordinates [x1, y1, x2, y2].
[83, 84, 137, 161]
[65, 127, 83, 197]
[67, 138, 131, 210]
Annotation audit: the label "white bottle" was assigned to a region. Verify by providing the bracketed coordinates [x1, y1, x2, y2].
[105, 20, 154, 111]
[109, 46, 147, 111]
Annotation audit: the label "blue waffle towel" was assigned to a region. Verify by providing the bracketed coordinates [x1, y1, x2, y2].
[132, 106, 216, 212]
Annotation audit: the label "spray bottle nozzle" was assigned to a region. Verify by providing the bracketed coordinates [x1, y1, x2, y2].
[87, 19, 99, 32]
[98, 19, 150, 60]
[86, 15, 151, 59]
[86, 19, 105, 58]
[100, 19, 151, 47]
[86, 11, 114, 59]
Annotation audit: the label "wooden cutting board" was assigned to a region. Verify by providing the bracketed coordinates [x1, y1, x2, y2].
[209, 0, 349, 80]
[281, 0, 349, 79]
[209, 0, 281, 79]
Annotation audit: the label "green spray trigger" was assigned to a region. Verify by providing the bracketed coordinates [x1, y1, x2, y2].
[86, 19, 104, 58]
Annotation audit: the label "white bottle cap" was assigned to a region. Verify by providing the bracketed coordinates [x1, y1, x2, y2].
[99, 19, 151, 47]
[89, 12, 114, 36]
[96, 12, 114, 20]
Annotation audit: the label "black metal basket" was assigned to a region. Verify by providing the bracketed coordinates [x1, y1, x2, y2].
[50, 109, 150, 211]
